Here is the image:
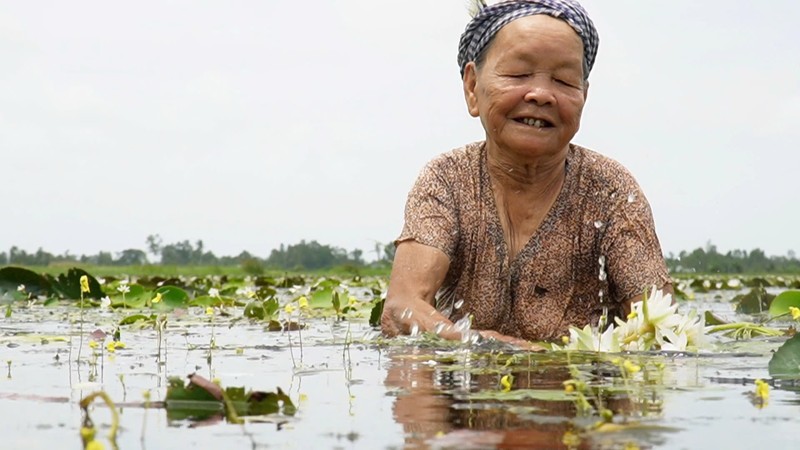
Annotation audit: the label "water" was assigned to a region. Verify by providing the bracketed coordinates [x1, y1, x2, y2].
[1, 292, 800, 449]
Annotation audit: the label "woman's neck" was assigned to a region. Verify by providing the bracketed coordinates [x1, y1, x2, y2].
[485, 142, 569, 195]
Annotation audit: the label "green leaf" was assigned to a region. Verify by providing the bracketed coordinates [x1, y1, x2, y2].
[47, 268, 105, 300]
[153, 285, 191, 308]
[464, 388, 577, 402]
[244, 301, 265, 320]
[309, 287, 334, 309]
[0, 266, 52, 297]
[733, 287, 774, 314]
[119, 314, 156, 326]
[263, 297, 279, 317]
[369, 298, 385, 327]
[704, 310, 729, 326]
[768, 334, 800, 378]
[769, 290, 800, 317]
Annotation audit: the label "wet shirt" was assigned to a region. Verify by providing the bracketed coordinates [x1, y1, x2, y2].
[397, 141, 671, 341]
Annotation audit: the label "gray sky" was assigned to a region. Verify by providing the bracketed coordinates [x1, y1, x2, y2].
[2, 0, 799, 260]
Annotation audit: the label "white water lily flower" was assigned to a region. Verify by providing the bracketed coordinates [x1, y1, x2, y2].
[235, 286, 256, 299]
[208, 288, 220, 298]
[564, 324, 620, 353]
[100, 296, 111, 309]
[563, 286, 707, 353]
[117, 284, 130, 294]
[17, 284, 25, 292]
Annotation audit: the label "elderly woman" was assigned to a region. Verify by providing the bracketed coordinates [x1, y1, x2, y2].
[381, 0, 672, 349]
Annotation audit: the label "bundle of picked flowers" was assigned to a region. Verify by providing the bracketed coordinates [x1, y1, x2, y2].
[558, 287, 706, 352]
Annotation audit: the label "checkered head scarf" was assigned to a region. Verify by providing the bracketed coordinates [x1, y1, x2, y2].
[458, 0, 599, 79]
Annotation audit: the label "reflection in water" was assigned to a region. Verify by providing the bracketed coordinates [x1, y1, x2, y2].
[385, 346, 665, 449]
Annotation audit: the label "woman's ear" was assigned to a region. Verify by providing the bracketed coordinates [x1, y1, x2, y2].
[462, 62, 480, 117]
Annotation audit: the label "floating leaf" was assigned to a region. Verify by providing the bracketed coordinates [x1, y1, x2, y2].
[0, 266, 51, 297]
[153, 285, 190, 308]
[704, 310, 729, 326]
[165, 374, 295, 421]
[768, 334, 800, 378]
[244, 301, 265, 320]
[733, 287, 774, 314]
[119, 314, 156, 326]
[769, 290, 800, 317]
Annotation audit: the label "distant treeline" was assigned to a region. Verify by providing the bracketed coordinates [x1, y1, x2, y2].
[0, 234, 396, 272]
[2, 237, 797, 274]
[666, 243, 800, 274]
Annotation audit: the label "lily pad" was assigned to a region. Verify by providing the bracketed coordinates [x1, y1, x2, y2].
[153, 285, 191, 308]
[768, 334, 800, 378]
[0, 266, 51, 297]
[733, 287, 774, 314]
[769, 290, 800, 317]
[165, 374, 295, 421]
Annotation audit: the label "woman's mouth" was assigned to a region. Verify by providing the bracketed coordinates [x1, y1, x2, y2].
[515, 117, 553, 128]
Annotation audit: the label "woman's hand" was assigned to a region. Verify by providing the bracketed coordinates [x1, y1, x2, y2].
[478, 330, 547, 352]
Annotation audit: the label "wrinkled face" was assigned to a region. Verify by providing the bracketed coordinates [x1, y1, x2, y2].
[463, 15, 588, 159]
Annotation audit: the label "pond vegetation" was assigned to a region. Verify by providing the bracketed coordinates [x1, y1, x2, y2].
[2, 266, 800, 449]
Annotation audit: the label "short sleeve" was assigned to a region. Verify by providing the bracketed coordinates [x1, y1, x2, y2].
[602, 182, 671, 302]
[396, 160, 460, 260]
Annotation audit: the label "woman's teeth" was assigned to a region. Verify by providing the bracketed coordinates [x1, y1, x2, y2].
[521, 118, 548, 128]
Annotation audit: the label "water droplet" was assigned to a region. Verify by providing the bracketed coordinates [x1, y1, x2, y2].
[598, 255, 606, 266]
[627, 193, 636, 203]
[410, 323, 420, 337]
[454, 299, 464, 310]
[593, 220, 604, 229]
[454, 315, 472, 333]
[598, 271, 607, 282]
[434, 322, 447, 335]
[400, 308, 412, 320]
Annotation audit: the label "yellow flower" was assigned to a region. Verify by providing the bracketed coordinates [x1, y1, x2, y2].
[561, 335, 570, 344]
[623, 359, 641, 375]
[86, 439, 105, 450]
[106, 341, 116, 353]
[500, 374, 514, 392]
[789, 306, 800, 320]
[88, 340, 99, 349]
[298, 296, 309, 309]
[284, 303, 296, 314]
[79, 275, 90, 293]
[151, 292, 163, 304]
[564, 383, 575, 393]
[205, 307, 215, 316]
[562, 430, 581, 447]
[80, 426, 96, 442]
[755, 379, 769, 401]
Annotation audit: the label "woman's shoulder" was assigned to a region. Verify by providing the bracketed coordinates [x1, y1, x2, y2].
[416, 141, 485, 184]
[570, 144, 642, 192]
[425, 141, 484, 170]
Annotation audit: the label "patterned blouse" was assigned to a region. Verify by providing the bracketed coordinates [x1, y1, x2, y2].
[397, 141, 671, 341]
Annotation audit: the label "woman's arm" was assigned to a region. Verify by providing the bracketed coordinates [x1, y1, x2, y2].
[382, 241, 545, 350]
[381, 241, 457, 338]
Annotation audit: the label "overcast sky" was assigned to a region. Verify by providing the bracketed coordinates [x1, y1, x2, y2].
[2, 0, 798, 260]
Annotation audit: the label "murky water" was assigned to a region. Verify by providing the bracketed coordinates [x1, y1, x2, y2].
[1, 292, 800, 449]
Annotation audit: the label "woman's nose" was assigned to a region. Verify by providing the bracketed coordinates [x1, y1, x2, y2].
[522, 76, 556, 105]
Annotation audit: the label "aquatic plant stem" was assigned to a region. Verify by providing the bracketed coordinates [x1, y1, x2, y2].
[80, 390, 120, 446]
[77, 292, 85, 366]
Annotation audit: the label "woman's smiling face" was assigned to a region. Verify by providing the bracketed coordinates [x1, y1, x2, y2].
[463, 14, 588, 159]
